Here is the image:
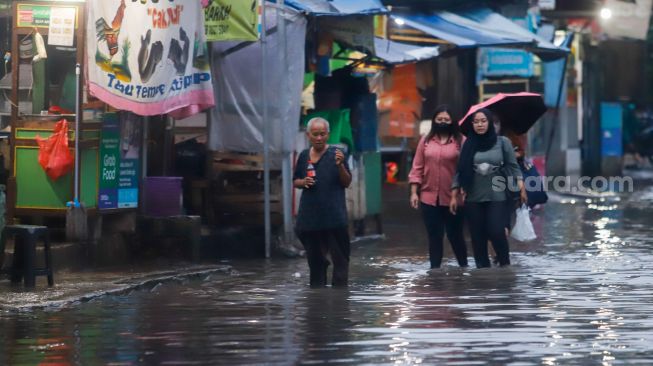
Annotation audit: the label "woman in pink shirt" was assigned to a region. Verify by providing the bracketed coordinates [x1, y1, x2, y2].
[409, 105, 468, 268]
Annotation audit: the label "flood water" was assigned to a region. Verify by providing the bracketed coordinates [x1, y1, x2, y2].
[2, 183, 653, 365]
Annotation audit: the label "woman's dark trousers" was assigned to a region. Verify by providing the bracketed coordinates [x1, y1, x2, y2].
[420, 203, 468, 268]
[465, 201, 511, 268]
[297, 227, 350, 287]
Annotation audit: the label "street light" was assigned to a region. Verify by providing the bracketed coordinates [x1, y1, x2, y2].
[600, 7, 613, 20]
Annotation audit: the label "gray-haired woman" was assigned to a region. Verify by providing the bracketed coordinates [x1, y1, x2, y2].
[294, 117, 352, 287]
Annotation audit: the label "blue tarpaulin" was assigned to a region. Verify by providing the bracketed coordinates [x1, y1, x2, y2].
[458, 7, 569, 60]
[394, 7, 569, 59]
[395, 12, 528, 48]
[274, 0, 388, 16]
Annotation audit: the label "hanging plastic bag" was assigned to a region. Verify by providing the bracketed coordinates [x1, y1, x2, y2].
[36, 119, 74, 180]
[510, 204, 537, 242]
[33, 31, 47, 62]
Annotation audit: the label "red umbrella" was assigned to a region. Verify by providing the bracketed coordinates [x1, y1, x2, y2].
[459, 92, 547, 135]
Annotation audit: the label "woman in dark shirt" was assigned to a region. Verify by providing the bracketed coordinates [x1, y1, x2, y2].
[293, 117, 352, 287]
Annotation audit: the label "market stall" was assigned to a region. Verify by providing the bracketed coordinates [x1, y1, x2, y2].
[6, 1, 143, 232]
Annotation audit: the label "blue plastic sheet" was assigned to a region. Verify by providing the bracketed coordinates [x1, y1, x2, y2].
[395, 7, 569, 59]
[272, 0, 388, 16]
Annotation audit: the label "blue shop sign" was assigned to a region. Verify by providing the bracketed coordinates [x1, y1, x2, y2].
[478, 48, 534, 78]
[600, 102, 623, 157]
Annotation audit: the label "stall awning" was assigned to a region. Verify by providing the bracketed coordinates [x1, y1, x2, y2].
[372, 38, 439, 64]
[458, 7, 569, 60]
[393, 7, 569, 59]
[395, 12, 528, 48]
[335, 38, 439, 65]
[275, 0, 388, 16]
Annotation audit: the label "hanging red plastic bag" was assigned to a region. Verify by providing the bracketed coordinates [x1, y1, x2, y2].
[36, 119, 74, 180]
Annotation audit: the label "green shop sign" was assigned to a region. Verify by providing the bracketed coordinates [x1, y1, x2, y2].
[98, 114, 120, 209]
[204, 0, 259, 42]
[16, 4, 77, 28]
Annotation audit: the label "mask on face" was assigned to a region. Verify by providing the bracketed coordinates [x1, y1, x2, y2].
[432, 122, 452, 134]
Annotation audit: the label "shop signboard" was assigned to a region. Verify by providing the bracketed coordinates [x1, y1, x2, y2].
[118, 160, 139, 208]
[16, 3, 78, 29]
[600, 102, 623, 157]
[98, 113, 141, 209]
[117, 113, 141, 208]
[98, 114, 120, 209]
[203, 0, 260, 42]
[478, 48, 534, 78]
[87, 0, 215, 118]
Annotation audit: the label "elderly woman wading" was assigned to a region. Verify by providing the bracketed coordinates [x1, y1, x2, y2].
[293, 117, 352, 287]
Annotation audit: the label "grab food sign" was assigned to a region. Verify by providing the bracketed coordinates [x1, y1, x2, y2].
[86, 0, 215, 118]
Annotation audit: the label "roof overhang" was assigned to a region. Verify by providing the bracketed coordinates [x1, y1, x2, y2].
[389, 7, 569, 60]
[273, 0, 388, 17]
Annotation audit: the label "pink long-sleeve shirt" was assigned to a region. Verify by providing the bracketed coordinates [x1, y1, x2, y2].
[409, 135, 462, 207]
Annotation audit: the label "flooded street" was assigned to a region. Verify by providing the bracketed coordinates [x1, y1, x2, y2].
[2, 183, 653, 365]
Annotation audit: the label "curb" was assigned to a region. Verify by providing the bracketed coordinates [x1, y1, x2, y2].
[0, 265, 231, 312]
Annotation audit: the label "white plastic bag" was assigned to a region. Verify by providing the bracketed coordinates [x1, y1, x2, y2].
[510, 204, 537, 242]
[33, 32, 47, 62]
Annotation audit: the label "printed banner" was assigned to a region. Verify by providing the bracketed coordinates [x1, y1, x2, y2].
[87, 0, 215, 118]
[202, 0, 260, 42]
[98, 113, 142, 210]
[48, 7, 76, 46]
[98, 114, 120, 209]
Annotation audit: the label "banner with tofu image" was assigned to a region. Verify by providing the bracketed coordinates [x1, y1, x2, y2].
[87, 0, 214, 118]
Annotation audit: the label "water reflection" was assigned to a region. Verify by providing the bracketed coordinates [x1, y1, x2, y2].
[1, 194, 653, 364]
[300, 288, 355, 364]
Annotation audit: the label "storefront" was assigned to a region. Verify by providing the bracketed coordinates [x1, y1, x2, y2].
[3, 2, 151, 248]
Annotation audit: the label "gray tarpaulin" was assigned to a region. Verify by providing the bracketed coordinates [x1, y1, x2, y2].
[372, 37, 440, 64]
[208, 5, 306, 155]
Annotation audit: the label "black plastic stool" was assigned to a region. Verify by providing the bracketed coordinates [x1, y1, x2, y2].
[1, 225, 53, 287]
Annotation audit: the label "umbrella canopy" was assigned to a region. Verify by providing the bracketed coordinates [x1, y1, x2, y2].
[459, 92, 547, 135]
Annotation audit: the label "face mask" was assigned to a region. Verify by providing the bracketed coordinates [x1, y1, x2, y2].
[432, 122, 452, 134]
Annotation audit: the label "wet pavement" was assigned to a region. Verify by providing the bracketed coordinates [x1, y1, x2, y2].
[0, 264, 231, 311]
[2, 181, 653, 365]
